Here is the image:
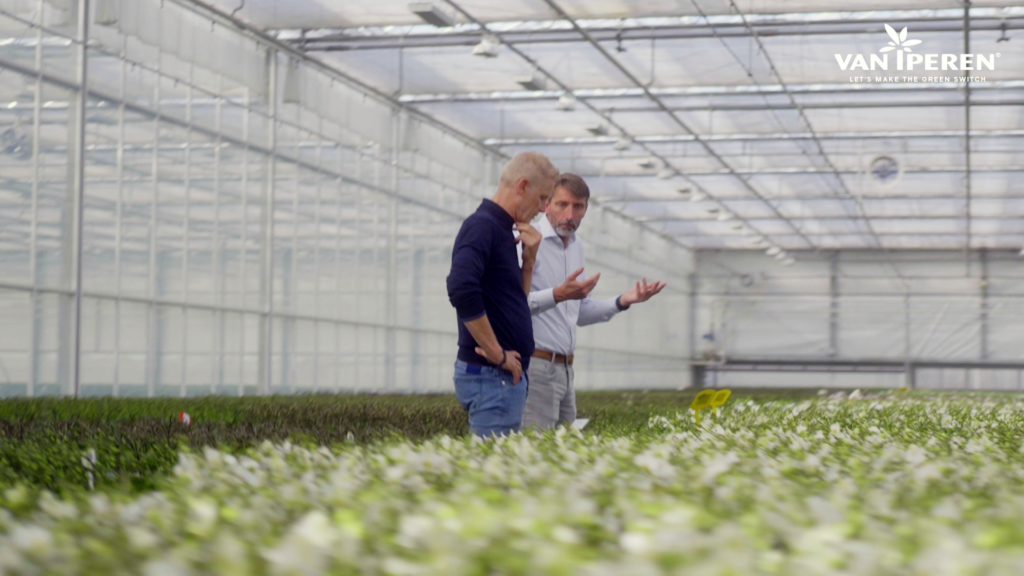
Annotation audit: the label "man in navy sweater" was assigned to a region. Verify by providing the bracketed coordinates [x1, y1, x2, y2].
[446, 152, 558, 437]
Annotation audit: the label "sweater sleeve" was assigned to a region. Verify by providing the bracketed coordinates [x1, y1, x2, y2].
[446, 219, 492, 322]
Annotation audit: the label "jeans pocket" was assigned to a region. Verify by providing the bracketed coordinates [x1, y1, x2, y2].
[477, 378, 509, 418]
[453, 377, 481, 413]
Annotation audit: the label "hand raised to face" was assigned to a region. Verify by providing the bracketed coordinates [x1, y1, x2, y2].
[514, 222, 542, 262]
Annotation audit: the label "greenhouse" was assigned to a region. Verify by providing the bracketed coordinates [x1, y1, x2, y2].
[0, 0, 1023, 574]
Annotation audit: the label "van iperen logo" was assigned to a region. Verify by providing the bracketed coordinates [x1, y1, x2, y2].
[836, 24, 1000, 82]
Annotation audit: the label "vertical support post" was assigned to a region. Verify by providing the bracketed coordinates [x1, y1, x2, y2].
[280, 248, 292, 391]
[28, 0, 43, 397]
[688, 250, 698, 389]
[312, 125, 324, 392]
[238, 86, 250, 397]
[904, 292, 912, 388]
[212, 75, 224, 395]
[68, 0, 91, 397]
[286, 127, 299, 393]
[829, 251, 839, 357]
[385, 111, 400, 391]
[979, 248, 988, 360]
[180, 65, 193, 398]
[113, 32, 126, 397]
[963, 3, 973, 274]
[334, 144, 344, 392]
[903, 293, 911, 357]
[411, 247, 424, 391]
[145, 49, 162, 398]
[688, 257, 698, 361]
[258, 49, 277, 396]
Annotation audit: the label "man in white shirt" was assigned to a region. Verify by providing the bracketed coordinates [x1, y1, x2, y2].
[523, 173, 666, 429]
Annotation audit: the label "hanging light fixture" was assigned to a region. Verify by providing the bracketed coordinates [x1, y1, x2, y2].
[689, 190, 707, 202]
[774, 251, 788, 260]
[555, 93, 576, 111]
[472, 34, 500, 58]
[766, 246, 782, 256]
[717, 212, 734, 221]
[781, 257, 796, 266]
[514, 73, 547, 91]
[410, 3, 456, 27]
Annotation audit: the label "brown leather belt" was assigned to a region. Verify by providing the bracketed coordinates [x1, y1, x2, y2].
[532, 349, 574, 365]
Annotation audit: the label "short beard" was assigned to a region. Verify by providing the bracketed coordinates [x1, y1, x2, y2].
[554, 224, 576, 238]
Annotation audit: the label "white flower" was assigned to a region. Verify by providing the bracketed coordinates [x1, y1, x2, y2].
[10, 525, 54, 556]
[620, 532, 652, 554]
[702, 452, 740, 485]
[127, 527, 161, 550]
[904, 445, 928, 467]
[143, 557, 191, 576]
[185, 497, 218, 538]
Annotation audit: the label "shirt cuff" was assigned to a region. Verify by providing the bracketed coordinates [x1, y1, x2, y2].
[528, 288, 558, 315]
[578, 296, 621, 326]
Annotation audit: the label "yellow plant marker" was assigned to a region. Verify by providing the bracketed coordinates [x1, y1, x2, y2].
[691, 390, 716, 425]
[709, 389, 732, 417]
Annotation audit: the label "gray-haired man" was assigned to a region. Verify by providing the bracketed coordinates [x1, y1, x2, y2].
[522, 173, 667, 429]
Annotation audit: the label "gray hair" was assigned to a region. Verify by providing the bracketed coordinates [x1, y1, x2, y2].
[499, 152, 558, 188]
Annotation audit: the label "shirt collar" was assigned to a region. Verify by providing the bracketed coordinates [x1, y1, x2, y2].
[478, 198, 514, 228]
[537, 213, 576, 245]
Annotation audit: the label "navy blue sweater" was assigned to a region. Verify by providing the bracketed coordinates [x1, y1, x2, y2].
[446, 199, 534, 371]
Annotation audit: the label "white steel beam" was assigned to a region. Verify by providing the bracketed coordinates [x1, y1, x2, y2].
[274, 8, 1024, 51]
[400, 80, 1024, 104]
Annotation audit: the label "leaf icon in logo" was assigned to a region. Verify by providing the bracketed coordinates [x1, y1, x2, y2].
[880, 24, 921, 53]
[885, 24, 901, 44]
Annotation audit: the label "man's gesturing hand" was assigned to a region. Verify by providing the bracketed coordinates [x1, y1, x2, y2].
[553, 267, 601, 303]
[619, 277, 667, 307]
[513, 222, 541, 262]
[474, 346, 524, 384]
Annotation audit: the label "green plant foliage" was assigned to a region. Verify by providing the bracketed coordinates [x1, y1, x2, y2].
[0, 389, 819, 493]
[1, 391, 1024, 575]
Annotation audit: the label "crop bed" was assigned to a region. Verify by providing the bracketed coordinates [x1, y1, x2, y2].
[3, 391, 1024, 575]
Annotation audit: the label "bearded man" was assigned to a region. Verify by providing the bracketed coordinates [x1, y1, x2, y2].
[522, 173, 666, 429]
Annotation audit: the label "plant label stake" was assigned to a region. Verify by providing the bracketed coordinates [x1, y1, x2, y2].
[709, 389, 732, 417]
[691, 390, 716, 425]
[178, 412, 192, 426]
[81, 448, 97, 491]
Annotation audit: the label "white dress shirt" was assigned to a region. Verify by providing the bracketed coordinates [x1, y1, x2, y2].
[523, 216, 621, 356]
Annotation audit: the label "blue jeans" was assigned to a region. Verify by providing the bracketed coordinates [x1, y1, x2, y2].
[453, 360, 528, 437]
